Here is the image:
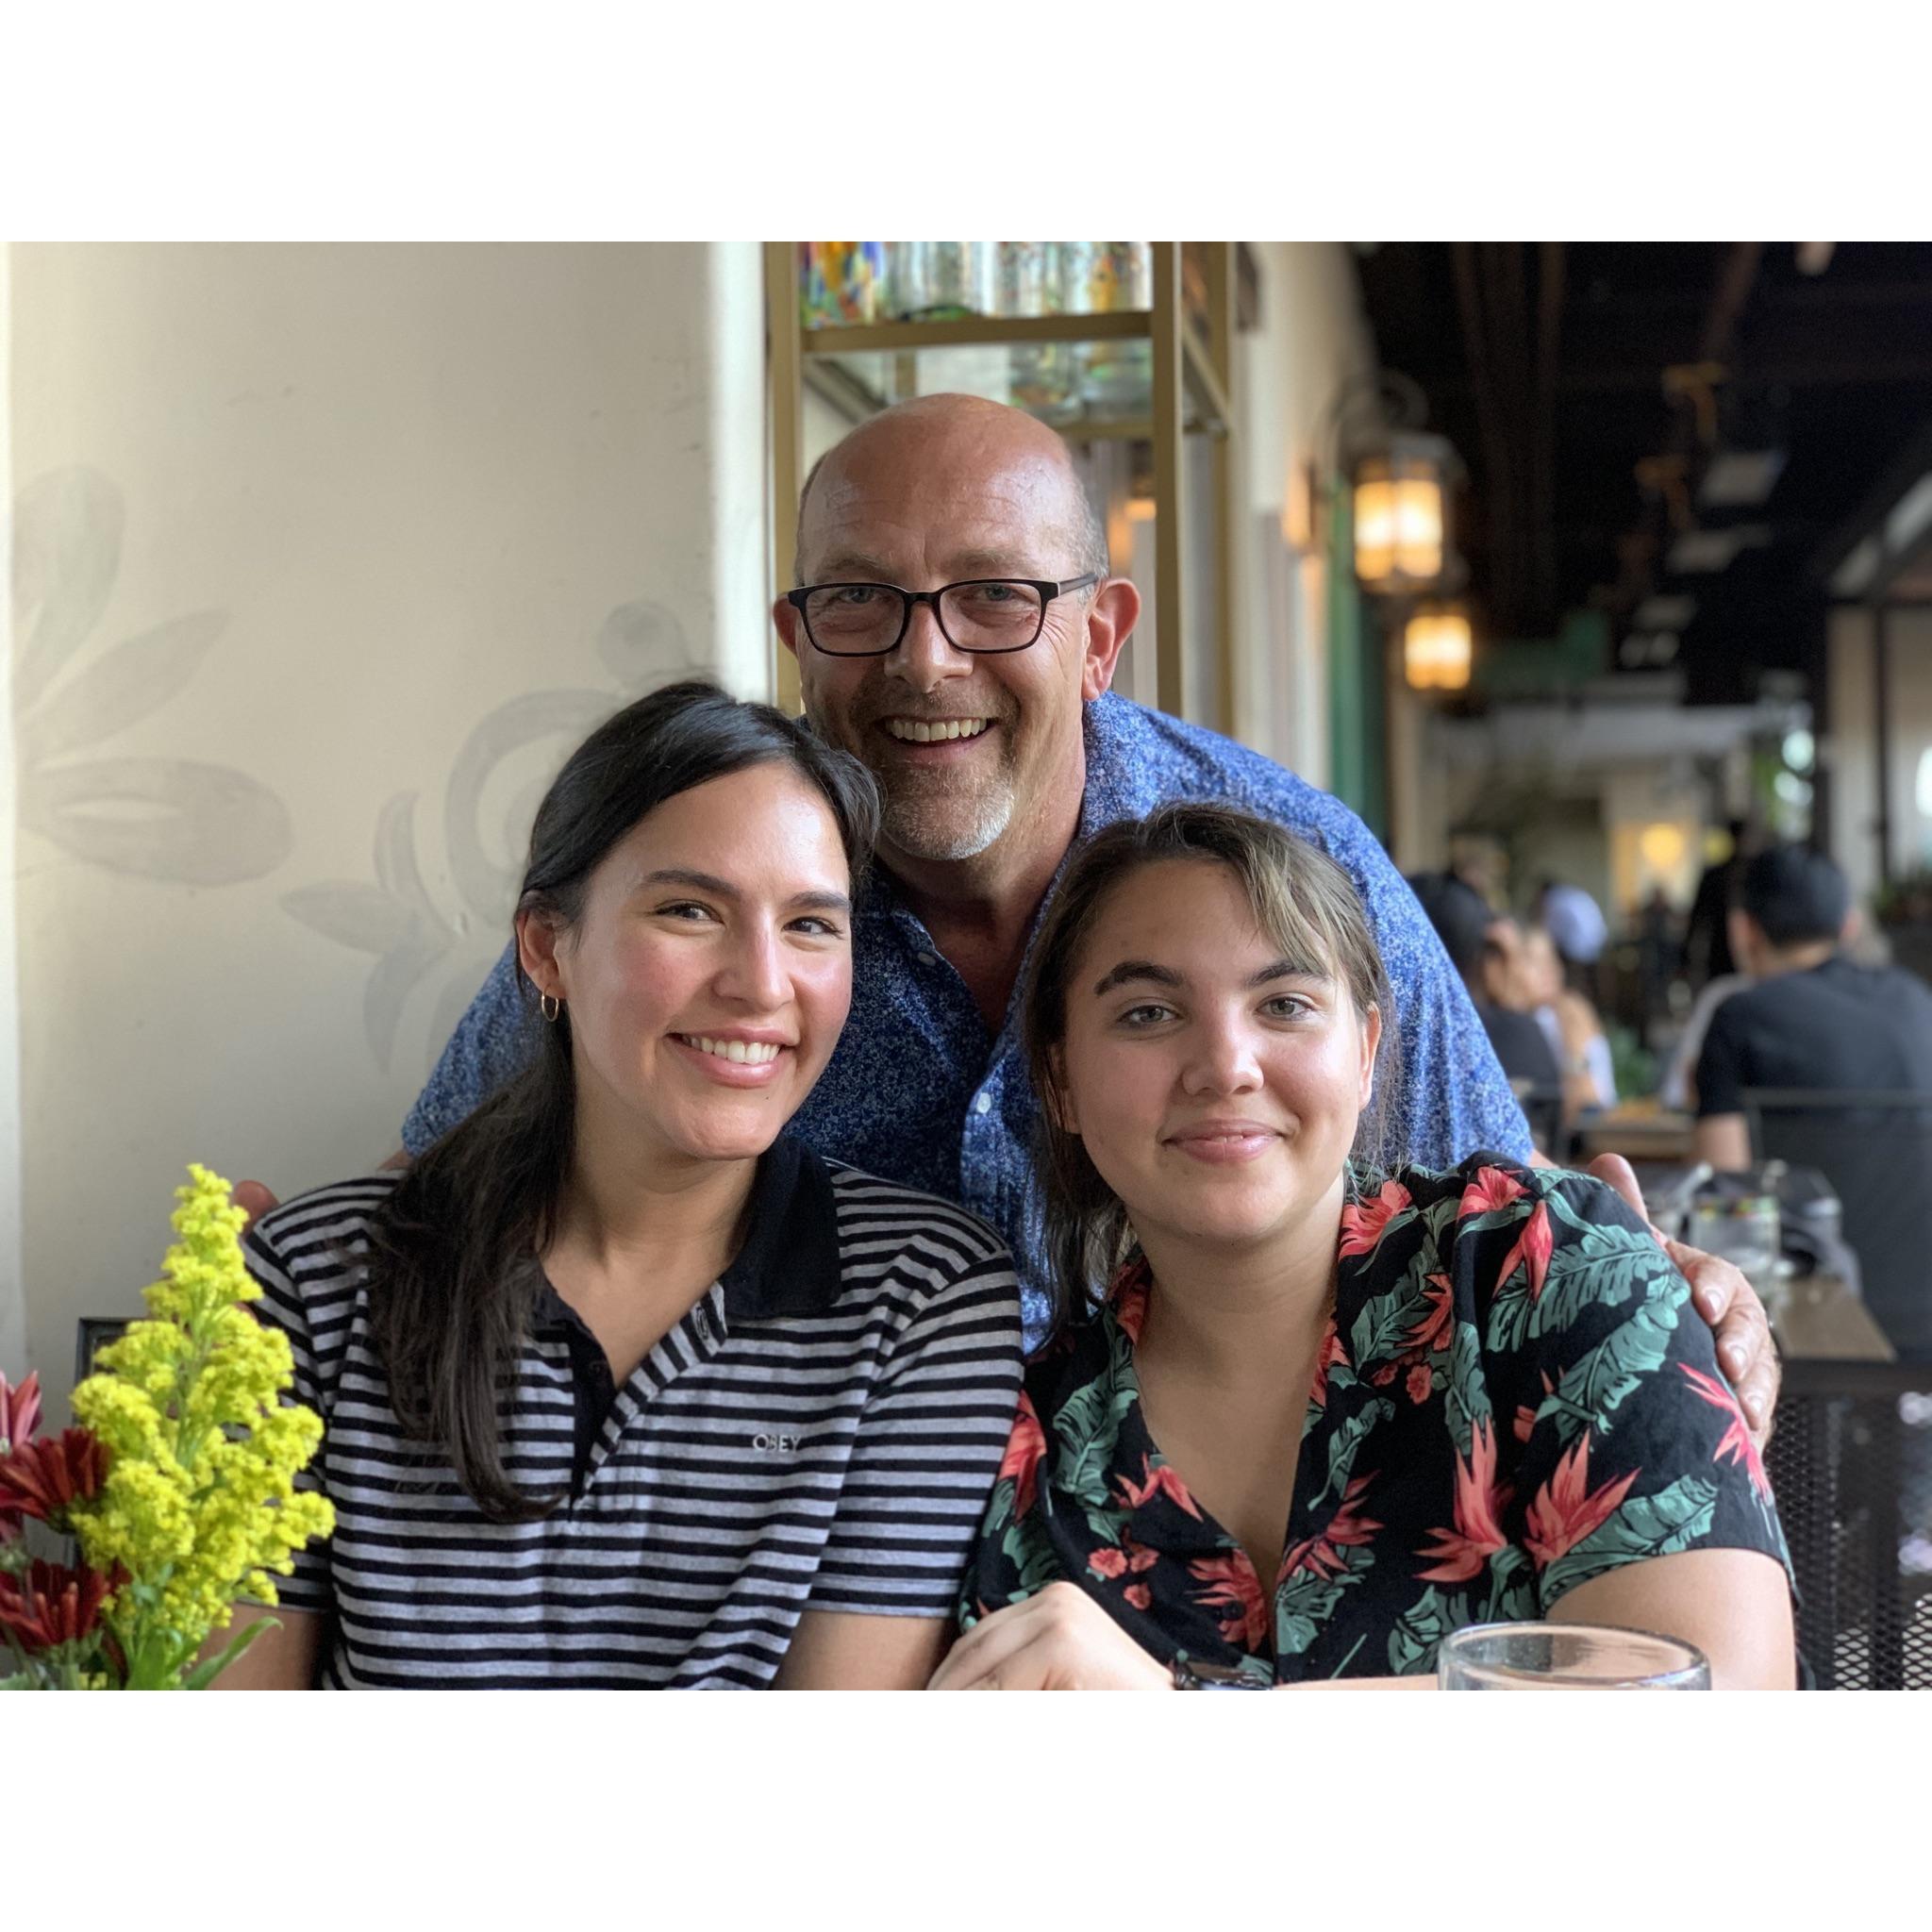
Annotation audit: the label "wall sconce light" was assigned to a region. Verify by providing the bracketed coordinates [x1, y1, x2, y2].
[1403, 602, 1473, 691]
[1354, 432, 1461, 595]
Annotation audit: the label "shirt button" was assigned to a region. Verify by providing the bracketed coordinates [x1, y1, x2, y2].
[916, 950, 938, 966]
[975, 1091, 993, 1115]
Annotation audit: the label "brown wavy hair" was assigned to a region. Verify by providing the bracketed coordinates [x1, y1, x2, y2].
[1022, 803, 1398, 1337]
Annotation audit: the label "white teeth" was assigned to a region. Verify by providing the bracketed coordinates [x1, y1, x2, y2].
[886, 717, 991, 743]
[680, 1036, 781, 1064]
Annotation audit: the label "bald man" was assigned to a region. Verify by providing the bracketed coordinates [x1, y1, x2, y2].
[383, 394, 1777, 1428]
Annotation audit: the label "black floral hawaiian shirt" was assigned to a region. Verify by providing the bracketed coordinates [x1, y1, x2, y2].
[959, 1156, 1794, 1683]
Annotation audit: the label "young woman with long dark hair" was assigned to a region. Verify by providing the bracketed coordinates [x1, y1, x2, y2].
[226, 681, 1024, 1688]
[934, 803, 1794, 1690]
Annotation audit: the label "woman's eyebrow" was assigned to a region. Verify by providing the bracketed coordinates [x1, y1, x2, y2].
[1092, 959, 1184, 996]
[1247, 957, 1332, 987]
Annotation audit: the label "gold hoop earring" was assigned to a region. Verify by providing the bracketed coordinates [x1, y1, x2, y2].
[540, 993, 561, 1024]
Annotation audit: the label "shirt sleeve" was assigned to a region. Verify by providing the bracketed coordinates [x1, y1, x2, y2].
[1691, 996, 1748, 1118]
[808, 1248, 1025, 1619]
[1483, 1169, 1793, 1611]
[241, 1219, 338, 1619]
[402, 944, 535, 1154]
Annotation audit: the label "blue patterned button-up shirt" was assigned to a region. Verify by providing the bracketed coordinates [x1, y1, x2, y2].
[404, 692, 1529, 1340]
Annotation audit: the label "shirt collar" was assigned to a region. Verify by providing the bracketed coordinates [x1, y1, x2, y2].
[719, 1135, 845, 1320]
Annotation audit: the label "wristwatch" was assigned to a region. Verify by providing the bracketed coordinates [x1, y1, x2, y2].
[1170, 1654, 1272, 1690]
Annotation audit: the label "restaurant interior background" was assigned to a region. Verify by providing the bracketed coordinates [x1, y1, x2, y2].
[6, 238, 1932, 1685]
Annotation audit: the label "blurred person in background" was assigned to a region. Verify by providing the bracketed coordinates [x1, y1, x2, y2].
[1684, 819, 1750, 990]
[1524, 924, 1617, 1117]
[1693, 844, 1932, 1171]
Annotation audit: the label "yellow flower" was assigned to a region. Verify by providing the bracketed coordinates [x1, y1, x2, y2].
[65, 1164, 335, 1687]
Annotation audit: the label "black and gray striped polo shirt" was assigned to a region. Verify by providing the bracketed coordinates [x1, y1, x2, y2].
[243, 1139, 1024, 1688]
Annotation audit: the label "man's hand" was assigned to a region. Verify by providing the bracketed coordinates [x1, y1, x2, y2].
[230, 1181, 280, 1230]
[928, 1582, 1171, 1690]
[1587, 1152, 1779, 1450]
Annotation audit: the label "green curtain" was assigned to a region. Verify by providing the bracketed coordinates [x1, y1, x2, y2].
[1324, 478, 1387, 840]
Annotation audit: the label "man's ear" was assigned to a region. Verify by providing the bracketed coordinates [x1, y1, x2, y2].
[516, 906, 566, 1001]
[773, 593, 804, 665]
[1079, 578, 1139, 702]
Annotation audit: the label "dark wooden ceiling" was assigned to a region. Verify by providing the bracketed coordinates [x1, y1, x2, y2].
[1352, 242, 1932, 704]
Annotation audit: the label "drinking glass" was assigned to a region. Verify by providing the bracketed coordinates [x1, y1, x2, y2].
[1688, 1193, 1782, 1307]
[1438, 1622, 1711, 1690]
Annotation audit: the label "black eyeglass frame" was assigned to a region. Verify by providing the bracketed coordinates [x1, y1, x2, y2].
[786, 574, 1103, 657]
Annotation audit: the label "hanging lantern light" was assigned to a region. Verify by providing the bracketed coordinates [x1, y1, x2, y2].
[1353, 430, 1462, 595]
[1403, 602, 1474, 691]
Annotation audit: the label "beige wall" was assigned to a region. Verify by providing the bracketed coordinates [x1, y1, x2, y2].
[5, 242, 766, 1407]
[1235, 242, 1378, 782]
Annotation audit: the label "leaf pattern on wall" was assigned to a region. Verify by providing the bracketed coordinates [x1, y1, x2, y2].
[9, 468, 294, 884]
[277, 598, 707, 1072]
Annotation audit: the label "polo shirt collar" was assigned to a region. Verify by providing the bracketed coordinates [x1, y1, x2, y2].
[720, 1135, 844, 1320]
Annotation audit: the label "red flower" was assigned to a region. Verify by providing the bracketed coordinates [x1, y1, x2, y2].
[1513, 1372, 1557, 1445]
[1088, 1545, 1128, 1579]
[1340, 1179, 1413, 1257]
[0, 1372, 41, 1541]
[1458, 1165, 1526, 1220]
[1188, 1551, 1270, 1651]
[1524, 1431, 1639, 1570]
[1107, 1255, 1153, 1343]
[1680, 1363, 1773, 1500]
[1415, 1417, 1513, 1582]
[1122, 1536, 1160, 1574]
[1308, 1318, 1351, 1409]
[0, 1428, 111, 1526]
[1496, 1200, 1555, 1302]
[0, 1558, 125, 1655]
[0, 1371, 41, 1454]
[1284, 1473, 1384, 1581]
[1124, 1583, 1153, 1612]
[1405, 1274, 1456, 1356]
[1406, 1362, 1435, 1407]
[996, 1391, 1048, 1521]
[1115, 1454, 1204, 1519]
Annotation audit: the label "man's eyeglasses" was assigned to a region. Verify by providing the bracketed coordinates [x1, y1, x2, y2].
[786, 575, 1101, 658]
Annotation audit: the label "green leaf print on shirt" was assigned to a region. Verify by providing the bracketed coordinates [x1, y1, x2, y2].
[1538, 1473, 1720, 1603]
[1532, 1285, 1685, 1444]
[1313, 1396, 1395, 1508]
[1386, 1582, 1473, 1675]
[1490, 1213, 1667, 1354]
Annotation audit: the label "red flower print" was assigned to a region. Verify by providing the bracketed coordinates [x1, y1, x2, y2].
[1458, 1165, 1526, 1219]
[0, 1427, 111, 1527]
[1680, 1363, 1773, 1501]
[1124, 1583, 1152, 1612]
[0, 1558, 125, 1656]
[1115, 1454, 1205, 1519]
[1122, 1536, 1160, 1574]
[1370, 1362, 1399, 1388]
[1415, 1416, 1513, 1582]
[1308, 1319, 1350, 1409]
[1406, 1362, 1435, 1407]
[1524, 1431, 1639, 1569]
[1513, 1372, 1557, 1445]
[1405, 1274, 1456, 1356]
[1496, 1200, 1554, 1302]
[1088, 1545, 1128, 1579]
[1283, 1473, 1384, 1581]
[1188, 1551, 1270, 1651]
[1340, 1179, 1413, 1257]
[996, 1390, 1048, 1520]
[1107, 1256, 1153, 1344]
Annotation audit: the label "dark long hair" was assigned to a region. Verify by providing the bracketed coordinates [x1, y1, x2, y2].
[1021, 803, 1399, 1340]
[364, 680, 880, 1521]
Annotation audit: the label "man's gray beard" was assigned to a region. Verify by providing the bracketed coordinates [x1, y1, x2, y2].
[877, 770, 1017, 861]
